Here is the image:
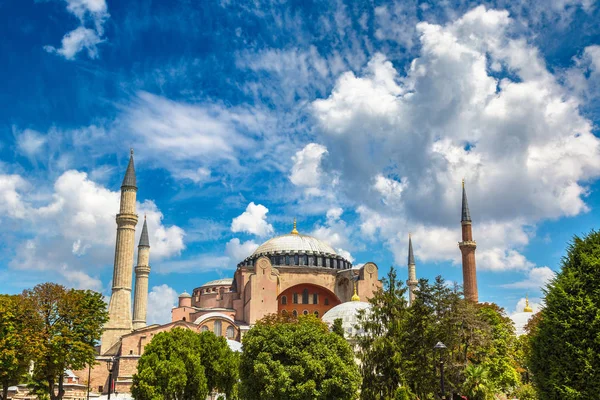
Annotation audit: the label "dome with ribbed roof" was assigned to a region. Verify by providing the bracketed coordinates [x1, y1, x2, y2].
[237, 222, 352, 270]
[252, 233, 338, 257]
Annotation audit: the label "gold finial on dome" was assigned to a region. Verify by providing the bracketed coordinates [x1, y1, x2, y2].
[351, 281, 360, 301]
[291, 217, 299, 235]
[524, 295, 533, 313]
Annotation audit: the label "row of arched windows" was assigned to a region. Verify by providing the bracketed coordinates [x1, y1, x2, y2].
[200, 321, 236, 339]
[241, 255, 351, 269]
[282, 310, 319, 317]
[281, 291, 329, 306]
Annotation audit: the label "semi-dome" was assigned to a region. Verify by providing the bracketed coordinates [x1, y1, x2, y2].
[200, 278, 233, 287]
[322, 301, 371, 337]
[237, 221, 352, 270]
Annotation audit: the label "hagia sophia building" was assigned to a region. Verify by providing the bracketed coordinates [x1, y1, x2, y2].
[80, 151, 480, 396]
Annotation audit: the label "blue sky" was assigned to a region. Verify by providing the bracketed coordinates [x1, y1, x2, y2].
[1, 0, 600, 324]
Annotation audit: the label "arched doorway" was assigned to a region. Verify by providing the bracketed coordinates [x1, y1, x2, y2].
[277, 283, 341, 317]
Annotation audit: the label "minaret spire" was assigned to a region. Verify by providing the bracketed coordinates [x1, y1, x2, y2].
[407, 233, 417, 306]
[133, 216, 151, 330]
[101, 150, 139, 354]
[291, 217, 299, 235]
[459, 180, 478, 302]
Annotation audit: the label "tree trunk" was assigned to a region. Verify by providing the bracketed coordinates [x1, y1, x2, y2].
[57, 373, 65, 400]
[48, 378, 57, 400]
[2, 381, 9, 400]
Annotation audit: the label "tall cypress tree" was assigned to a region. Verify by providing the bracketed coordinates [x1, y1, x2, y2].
[529, 231, 600, 399]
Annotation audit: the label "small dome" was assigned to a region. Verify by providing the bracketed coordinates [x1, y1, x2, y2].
[322, 301, 371, 337]
[227, 339, 243, 352]
[179, 291, 191, 298]
[200, 278, 233, 287]
[252, 233, 338, 257]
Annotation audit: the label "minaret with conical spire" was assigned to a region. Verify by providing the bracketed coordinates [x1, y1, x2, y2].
[459, 180, 478, 302]
[407, 233, 417, 306]
[101, 149, 139, 354]
[132, 216, 151, 330]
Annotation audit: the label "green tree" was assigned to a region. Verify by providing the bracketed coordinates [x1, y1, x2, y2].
[356, 267, 410, 400]
[132, 328, 209, 400]
[24, 283, 107, 400]
[462, 364, 495, 400]
[0, 294, 41, 400]
[332, 318, 345, 338]
[239, 314, 360, 400]
[529, 231, 600, 399]
[197, 331, 239, 399]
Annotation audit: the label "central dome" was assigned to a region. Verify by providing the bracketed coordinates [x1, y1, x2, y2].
[237, 222, 352, 270]
[252, 233, 338, 257]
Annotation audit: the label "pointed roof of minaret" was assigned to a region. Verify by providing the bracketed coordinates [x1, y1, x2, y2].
[139, 215, 150, 247]
[122, 149, 137, 188]
[461, 179, 471, 222]
[408, 233, 415, 265]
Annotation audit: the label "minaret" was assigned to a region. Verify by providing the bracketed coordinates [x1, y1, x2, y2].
[132, 216, 151, 330]
[459, 180, 478, 302]
[101, 150, 139, 354]
[406, 234, 417, 306]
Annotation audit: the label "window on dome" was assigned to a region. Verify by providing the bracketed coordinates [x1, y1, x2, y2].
[281, 296, 287, 305]
[313, 293, 318, 304]
[293, 293, 298, 304]
[308, 256, 314, 266]
[286, 255, 290, 265]
[317, 257, 322, 267]
[304, 255, 309, 265]
[214, 321, 222, 336]
[325, 298, 329, 306]
[333, 259, 338, 269]
[226, 326, 235, 339]
[325, 258, 330, 268]
[302, 289, 309, 304]
[294, 255, 299, 265]
[299, 255, 305, 266]
[201, 325, 208, 332]
[303, 310, 308, 315]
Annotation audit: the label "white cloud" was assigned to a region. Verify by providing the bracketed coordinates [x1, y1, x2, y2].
[15, 128, 47, 158]
[225, 238, 259, 261]
[502, 266, 556, 290]
[311, 207, 354, 263]
[231, 202, 274, 237]
[310, 6, 600, 273]
[289, 143, 330, 195]
[6, 170, 185, 288]
[44, 27, 104, 60]
[147, 284, 178, 325]
[43, 0, 108, 60]
[0, 174, 28, 219]
[174, 167, 212, 184]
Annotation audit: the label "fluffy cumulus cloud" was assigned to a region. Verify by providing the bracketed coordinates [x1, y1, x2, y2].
[502, 266, 556, 290]
[146, 284, 179, 325]
[311, 207, 354, 262]
[5, 170, 185, 289]
[310, 6, 600, 276]
[289, 143, 334, 196]
[225, 238, 259, 262]
[44, 0, 109, 60]
[231, 202, 274, 237]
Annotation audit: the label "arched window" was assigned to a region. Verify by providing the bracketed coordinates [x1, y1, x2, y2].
[282, 310, 288, 316]
[293, 293, 298, 304]
[308, 256, 314, 266]
[303, 310, 308, 315]
[314, 311, 319, 317]
[285, 255, 290, 265]
[281, 295, 287, 305]
[294, 255, 299, 265]
[325, 258, 330, 268]
[182, 317, 186, 321]
[304, 255, 309, 265]
[201, 325, 209, 332]
[299, 255, 305, 266]
[325, 298, 329, 306]
[214, 320, 222, 336]
[292, 310, 298, 317]
[313, 293, 318, 304]
[302, 289, 309, 304]
[317, 257, 322, 267]
[226, 326, 235, 339]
